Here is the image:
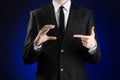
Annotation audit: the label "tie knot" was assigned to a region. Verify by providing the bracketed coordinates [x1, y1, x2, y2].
[60, 6, 64, 10]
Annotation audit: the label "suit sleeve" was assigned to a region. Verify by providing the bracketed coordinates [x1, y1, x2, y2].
[85, 10, 101, 64]
[23, 11, 41, 64]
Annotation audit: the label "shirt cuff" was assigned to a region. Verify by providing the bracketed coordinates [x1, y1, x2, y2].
[33, 43, 42, 52]
[88, 43, 97, 55]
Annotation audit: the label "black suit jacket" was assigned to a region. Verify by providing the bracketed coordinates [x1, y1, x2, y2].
[23, 3, 101, 80]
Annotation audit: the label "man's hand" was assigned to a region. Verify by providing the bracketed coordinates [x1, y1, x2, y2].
[34, 25, 57, 46]
[73, 26, 96, 49]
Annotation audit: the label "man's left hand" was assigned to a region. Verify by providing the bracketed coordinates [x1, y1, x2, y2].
[73, 26, 96, 49]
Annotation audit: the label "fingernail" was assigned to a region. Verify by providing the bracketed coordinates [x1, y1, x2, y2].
[52, 25, 55, 28]
[73, 35, 77, 37]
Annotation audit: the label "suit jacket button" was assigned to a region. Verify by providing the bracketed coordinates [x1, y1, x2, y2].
[61, 49, 64, 53]
[60, 68, 64, 72]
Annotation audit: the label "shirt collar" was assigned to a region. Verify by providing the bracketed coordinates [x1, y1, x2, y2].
[52, 0, 71, 12]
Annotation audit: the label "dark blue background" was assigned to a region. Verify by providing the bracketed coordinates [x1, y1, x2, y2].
[0, 0, 120, 80]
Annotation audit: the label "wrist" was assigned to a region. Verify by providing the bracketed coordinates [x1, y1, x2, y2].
[90, 40, 97, 50]
[34, 39, 43, 46]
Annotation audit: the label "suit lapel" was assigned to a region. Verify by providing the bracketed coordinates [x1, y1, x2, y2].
[45, 4, 61, 43]
[62, 4, 79, 41]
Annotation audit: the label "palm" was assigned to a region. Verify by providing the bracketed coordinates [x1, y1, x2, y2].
[34, 25, 57, 46]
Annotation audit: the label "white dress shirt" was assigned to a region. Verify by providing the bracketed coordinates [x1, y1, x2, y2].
[34, 0, 97, 54]
[52, 0, 71, 28]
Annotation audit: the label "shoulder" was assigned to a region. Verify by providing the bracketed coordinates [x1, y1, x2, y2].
[71, 4, 93, 14]
[30, 4, 52, 15]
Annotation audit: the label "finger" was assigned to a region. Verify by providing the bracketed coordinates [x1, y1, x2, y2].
[44, 25, 55, 29]
[44, 28, 51, 34]
[83, 43, 87, 48]
[39, 28, 50, 36]
[82, 41, 88, 47]
[44, 25, 55, 34]
[73, 35, 89, 39]
[45, 25, 55, 34]
[90, 26, 95, 37]
[81, 38, 88, 41]
[81, 39, 88, 43]
[47, 36, 57, 40]
[38, 25, 54, 35]
[41, 25, 55, 31]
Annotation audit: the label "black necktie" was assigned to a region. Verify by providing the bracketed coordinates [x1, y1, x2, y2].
[59, 6, 65, 40]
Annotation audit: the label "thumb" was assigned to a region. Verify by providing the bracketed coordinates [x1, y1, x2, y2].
[47, 36, 57, 40]
[90, 26, 95, 37]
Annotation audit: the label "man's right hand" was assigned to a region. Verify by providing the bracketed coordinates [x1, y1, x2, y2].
[34, 25, 57, 46]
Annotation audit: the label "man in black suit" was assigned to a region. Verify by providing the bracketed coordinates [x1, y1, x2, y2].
[23, 0, 101, 80]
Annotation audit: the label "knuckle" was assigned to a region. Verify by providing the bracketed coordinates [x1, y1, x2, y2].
[86, 44, 89, 47]
[86, 39, 88, 42]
